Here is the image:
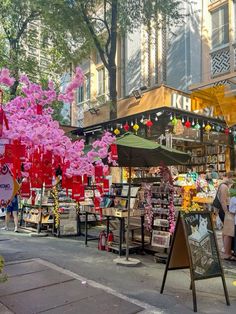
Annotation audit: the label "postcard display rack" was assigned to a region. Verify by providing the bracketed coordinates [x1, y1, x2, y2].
[145, 182, 182, 262]
[52, 188, 78, 237]
[21, 188, 54, 232]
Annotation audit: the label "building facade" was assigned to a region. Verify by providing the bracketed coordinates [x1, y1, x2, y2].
[71, 0, 236, 128]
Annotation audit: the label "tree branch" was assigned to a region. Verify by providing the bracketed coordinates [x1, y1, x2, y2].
[0, 22, 12, 41]
[80, 4, 109, 69]
[16, 10, 41, 42]
[108, 0, 117, 63]
[104, 0, 111, 57]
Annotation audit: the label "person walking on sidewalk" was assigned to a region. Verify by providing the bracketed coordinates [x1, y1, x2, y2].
[213, 173, 235, 259]
[1, 195, 19, 232]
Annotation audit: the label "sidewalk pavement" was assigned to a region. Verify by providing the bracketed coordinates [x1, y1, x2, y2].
[0, 259, 159, 314]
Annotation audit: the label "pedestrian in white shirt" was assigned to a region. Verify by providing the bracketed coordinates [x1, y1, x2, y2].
[229, 196, 236, 258]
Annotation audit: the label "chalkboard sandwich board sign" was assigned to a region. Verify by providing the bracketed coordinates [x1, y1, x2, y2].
[160, 211, 230, 312]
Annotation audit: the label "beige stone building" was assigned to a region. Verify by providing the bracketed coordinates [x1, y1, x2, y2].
[71, 0, 236, 128]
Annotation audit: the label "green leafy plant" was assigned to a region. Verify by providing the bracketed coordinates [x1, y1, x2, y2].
[0, 256, 7, 283]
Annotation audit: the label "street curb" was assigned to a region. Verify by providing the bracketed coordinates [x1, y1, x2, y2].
[34, 258, 165, 314]
[223, 267, 236, 277]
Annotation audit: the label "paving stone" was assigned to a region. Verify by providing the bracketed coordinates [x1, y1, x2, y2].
[0, 302, 13, 314]
[41, 293, 143, 314]
[0, 268, 73, 297]
[0, 280, 102, 314]
[4, 260, 47, 277]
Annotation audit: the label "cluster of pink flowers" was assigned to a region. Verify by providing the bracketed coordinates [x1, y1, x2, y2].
[142, 183, 154, 232]
[0, 68, 115, 178]
[0, 68, 15, 87]
[58, 67, 84, 103]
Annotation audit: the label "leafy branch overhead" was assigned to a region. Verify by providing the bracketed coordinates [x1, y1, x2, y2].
[47, 0, 187, 118]
[0, 0, 188, 121]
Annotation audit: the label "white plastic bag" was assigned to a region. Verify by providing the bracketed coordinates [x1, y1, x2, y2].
[216, 214, 223, 230]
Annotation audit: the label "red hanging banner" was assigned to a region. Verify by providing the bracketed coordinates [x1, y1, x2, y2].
[95, 165, 103, 178]
[36, 104, 43, 115]
[3, 144, 15, 163]
[93, 197, 101, 211]
[103, 179, 109, 193]
[83, 174, 88, 186]
[110, 144, 118, 160]
[72, 182, 84, 201]
[0, 107, 9, 137]
[20, 180, 31, 198]
[15, 144, 26, 161]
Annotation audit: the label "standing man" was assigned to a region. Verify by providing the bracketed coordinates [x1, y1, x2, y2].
[206, 165, 219, 181]
[1, 195, 19, 232]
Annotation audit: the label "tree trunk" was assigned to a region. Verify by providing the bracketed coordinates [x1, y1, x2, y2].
[10, 80, 19, 98]
[9, 40, 20, 98]
[108, 64, 117, 120]
[108, 0, 118, 120]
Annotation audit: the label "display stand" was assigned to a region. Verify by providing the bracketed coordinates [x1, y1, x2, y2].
[160, 211, 230, 312]
[79, 207, 145, 256]
[51, 186, 78, 237]
[21, 204, 54, 233]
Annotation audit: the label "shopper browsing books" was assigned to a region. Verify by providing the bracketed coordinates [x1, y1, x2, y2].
[206, 165, 219, 182]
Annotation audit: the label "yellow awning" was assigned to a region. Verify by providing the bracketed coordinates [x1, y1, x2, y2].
[191, 85, 236, 127]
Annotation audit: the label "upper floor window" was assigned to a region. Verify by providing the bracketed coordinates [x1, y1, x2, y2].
[77, 74, 90, 104]
[97, 67, 106, 96]
[211, 4, 229, 49]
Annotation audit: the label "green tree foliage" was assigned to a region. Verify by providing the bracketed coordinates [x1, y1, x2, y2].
[0, 0, 72, 122]
[0, 0, 43, 94]
[47, 0, 187, 118]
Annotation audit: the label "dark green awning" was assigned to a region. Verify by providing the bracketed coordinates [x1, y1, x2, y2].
[116, 133, 190, 167]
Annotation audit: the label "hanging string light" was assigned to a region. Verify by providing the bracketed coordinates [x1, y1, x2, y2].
[185, 119, 191, 128]
[133, 119, 140, 134]
[182, 117, 185, 123]
[191, 119, 195, 126]
[171, 116, 178, 126]
[155, 115, 158, 121]
[224, 128, 230, 135]
[114, 128, 120, 136]
[216, 125, 221, 132]
[140, 116, 144, 123]
[123, 122, 130, 132]
[131, 121, 134, 127]
[202, 121, 205, 128]
[194, 120, 200, 130]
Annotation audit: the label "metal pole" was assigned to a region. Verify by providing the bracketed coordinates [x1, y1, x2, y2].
[37, 186, 43, 234]
[125, 166, 132, 261]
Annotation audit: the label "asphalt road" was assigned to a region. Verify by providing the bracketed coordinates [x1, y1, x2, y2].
[0, 224, 236, 314]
